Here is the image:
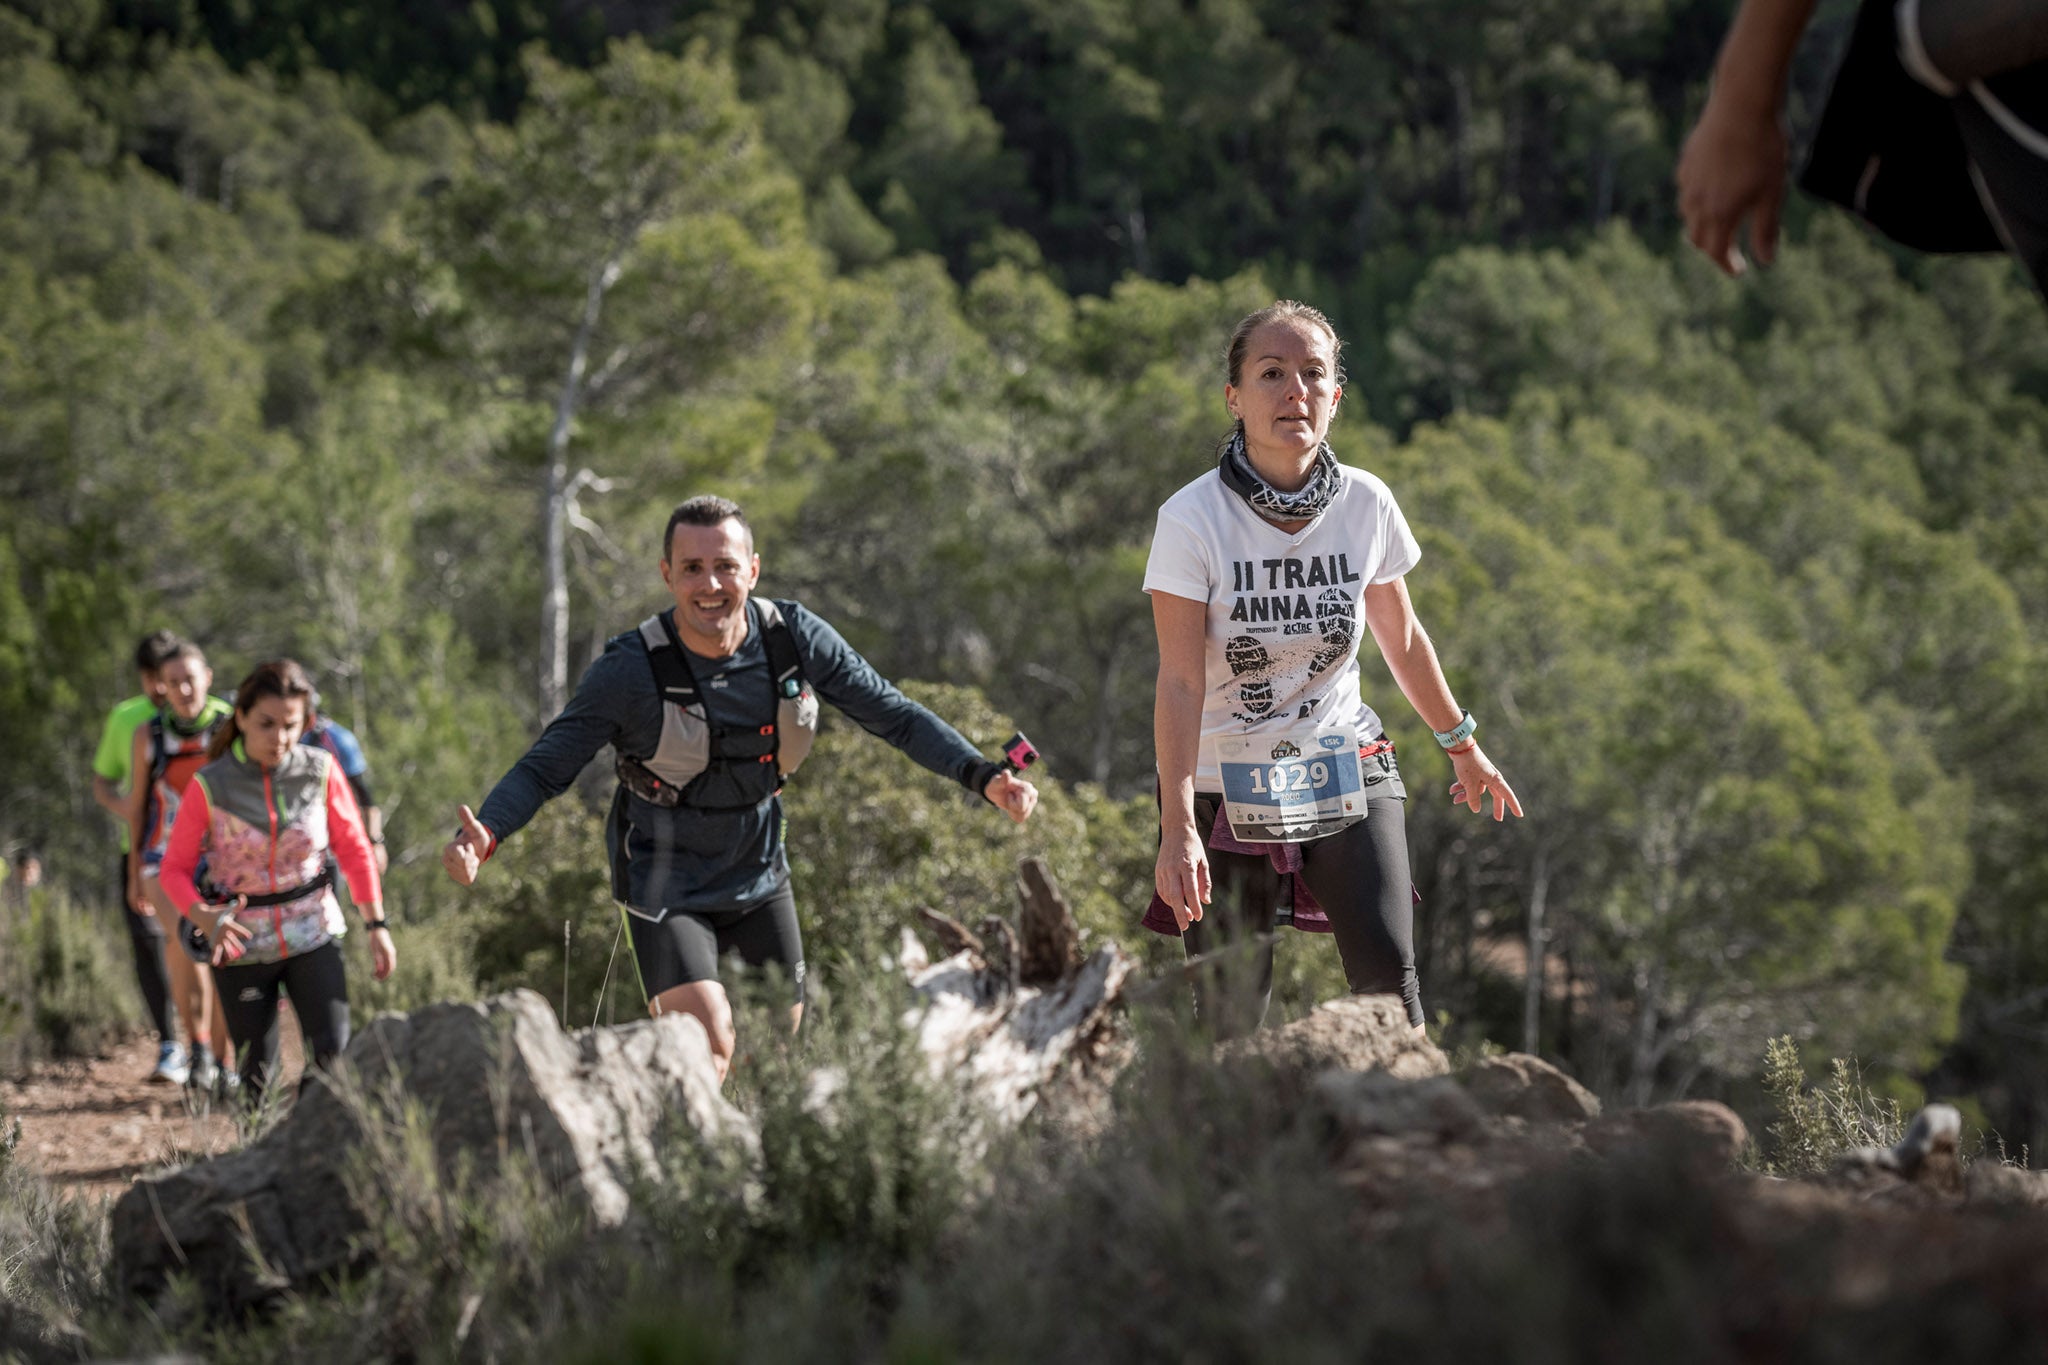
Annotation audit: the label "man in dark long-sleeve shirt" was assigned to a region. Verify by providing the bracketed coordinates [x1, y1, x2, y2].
[442, 496, 1036, 1078]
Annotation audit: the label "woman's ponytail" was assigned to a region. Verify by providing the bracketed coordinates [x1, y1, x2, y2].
[205, 711, 241, 763]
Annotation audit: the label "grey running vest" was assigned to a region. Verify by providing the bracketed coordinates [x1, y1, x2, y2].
[628, 600, 819, 806]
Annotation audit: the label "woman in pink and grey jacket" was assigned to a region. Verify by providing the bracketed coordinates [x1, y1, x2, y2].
[160, 658, 396, 1103]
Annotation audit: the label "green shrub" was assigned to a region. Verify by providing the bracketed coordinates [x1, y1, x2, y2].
[348, 909, 480, 1018]
[784, 681, 1155, 975]
[644, 969, 979, 1302]
[0, 1107, 105, 1362]
[1760, 1034, 1908, 1176]
[0, 884, 136, 1074]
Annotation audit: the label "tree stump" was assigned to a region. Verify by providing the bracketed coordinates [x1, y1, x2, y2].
[1017, 855, 1083, 985]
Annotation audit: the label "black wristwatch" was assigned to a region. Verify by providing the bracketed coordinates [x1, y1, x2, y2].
[363, 918, 390, 931]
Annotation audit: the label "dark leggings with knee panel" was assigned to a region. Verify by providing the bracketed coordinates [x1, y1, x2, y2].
[1181, 791, 1420, 1038]
[216, 940, 350, 1102]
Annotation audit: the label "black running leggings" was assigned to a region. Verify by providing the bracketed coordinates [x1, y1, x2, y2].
[117, 854, 175, 1042]
[215, 940, 350, 1101]
[1182, 791, 1421, 1037]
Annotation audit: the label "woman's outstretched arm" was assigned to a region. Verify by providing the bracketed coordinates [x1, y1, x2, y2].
[1363, 578, 1524, 822]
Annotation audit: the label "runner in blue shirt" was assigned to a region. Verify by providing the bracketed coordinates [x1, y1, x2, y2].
[303, 699, 387, 874]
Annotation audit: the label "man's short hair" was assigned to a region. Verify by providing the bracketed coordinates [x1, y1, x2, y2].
[134, 630, 183, 675]
[663, 496, 752, 561]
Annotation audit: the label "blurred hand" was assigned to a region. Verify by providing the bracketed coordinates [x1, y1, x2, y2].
[1155, 825, 1211, 931]
[368, 926, 396, 981]
[1677, 94, 1788, 277]
[206, 896, 254, 966]
[441, 804, 491, 886]
[983, 771, 1039, 824]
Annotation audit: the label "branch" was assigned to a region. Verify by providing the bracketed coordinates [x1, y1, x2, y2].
[565, 467, 615, 501]
[585, 341, 640, 400]
[565, 473, 628, 565]
[1022, 662, 1086, 701]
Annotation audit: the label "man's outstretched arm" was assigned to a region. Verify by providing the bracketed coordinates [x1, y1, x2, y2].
[789, 604, 1036, 822]
[441, 645, 651, 885]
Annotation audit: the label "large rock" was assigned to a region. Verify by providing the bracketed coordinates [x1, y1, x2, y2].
[110, 989, 750, 1319]
[1966, 1160, 2048, 1207]
[1313, 1070, 1484, 1143]
[1222, 995, 1448, 1084]
[1581, 1100, 1749, 1172]
[1462, 1053, 1602, 1122]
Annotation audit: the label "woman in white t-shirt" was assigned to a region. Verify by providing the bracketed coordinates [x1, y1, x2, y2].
[1145, 300, 1523, 1036]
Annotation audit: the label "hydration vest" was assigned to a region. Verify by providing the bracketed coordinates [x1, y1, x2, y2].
[142, 711, 223, 857]
[615, 599, 820, 811]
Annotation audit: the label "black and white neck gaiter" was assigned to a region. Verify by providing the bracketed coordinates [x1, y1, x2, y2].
[1216, 428, 1341, 526]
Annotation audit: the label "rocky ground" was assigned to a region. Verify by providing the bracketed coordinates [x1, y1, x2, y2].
[3, 1014, 304, 1203]
[17, 863, 2048, 1360]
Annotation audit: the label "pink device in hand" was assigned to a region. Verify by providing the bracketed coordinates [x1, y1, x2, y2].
[1001, 732, 1038, 774]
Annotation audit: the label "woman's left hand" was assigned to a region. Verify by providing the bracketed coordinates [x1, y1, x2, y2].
[368, 926, 397, 981]
[1447, 744, 1525, 821]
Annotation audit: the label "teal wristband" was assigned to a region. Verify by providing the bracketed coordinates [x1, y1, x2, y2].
[1433, 710, 1477, 748]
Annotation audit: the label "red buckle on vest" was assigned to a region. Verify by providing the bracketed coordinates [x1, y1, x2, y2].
[758, 754, 774, 764]
[759, 725, 775, 736]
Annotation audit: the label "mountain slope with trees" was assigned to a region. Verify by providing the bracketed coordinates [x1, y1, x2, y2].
[4, 0, 2048, 1144]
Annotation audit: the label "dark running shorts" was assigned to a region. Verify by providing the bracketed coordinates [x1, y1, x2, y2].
[622, 885, 805, 1004]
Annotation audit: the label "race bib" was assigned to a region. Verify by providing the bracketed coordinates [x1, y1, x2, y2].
[1215, 725, 1367, 843]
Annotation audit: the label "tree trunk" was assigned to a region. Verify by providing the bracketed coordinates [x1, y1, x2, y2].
[1122, 187, 1151, 278]
[540, 256, 622, 719]
[1522, 842, 1549, 1055]
[1627, 962, 1665, 1107]
[1090, 629, 1124, 787]
[1449, 67, 1474, 229]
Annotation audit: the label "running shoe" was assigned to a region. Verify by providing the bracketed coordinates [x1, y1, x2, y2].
[150, 1040, 189, 1085]
[215, 1067, 242, 1103]
[187, 1043, 219, 1093]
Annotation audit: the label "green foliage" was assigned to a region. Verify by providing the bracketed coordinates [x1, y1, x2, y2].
[457, 799, 632, 1024]
[784, 680, 1153, 975]
[4, 0, 2048, 1155]
[0, 884, 135, 1075]
[642, 972, 979, 1306]
[1761, 1035, 1909, 1177]
[0, 1103, 105, 1362]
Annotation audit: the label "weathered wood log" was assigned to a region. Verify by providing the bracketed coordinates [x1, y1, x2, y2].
[898, 860, 1135, 1138]
[1017, 855, 1083, 984]
[916, 905, 985, 961]
[976, 915, 1021, 994]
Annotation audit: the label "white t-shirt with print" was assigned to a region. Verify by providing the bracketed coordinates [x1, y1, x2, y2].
[1144, 464, 1422, 789]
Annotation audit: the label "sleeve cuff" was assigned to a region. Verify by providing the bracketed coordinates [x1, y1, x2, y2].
[964, 759, 1005, 800]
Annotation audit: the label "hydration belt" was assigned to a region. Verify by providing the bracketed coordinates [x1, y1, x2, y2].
[200, 866, 334, 908]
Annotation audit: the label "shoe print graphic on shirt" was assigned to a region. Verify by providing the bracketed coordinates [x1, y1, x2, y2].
[1226, 634, 1275, 722]
[1306, 588, 1359, 676]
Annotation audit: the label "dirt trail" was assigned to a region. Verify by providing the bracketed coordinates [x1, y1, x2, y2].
[4, 1012, 305, 1203]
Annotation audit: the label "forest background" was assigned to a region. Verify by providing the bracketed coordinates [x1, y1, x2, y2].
[3, 0, 2047, 1149]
